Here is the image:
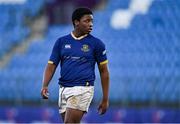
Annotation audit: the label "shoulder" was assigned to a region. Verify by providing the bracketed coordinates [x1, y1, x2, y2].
[60, 34, 71, 40]
[58, 34, 71, 41]
[88, 34, 105, 46]
[55, 34, 71, 44]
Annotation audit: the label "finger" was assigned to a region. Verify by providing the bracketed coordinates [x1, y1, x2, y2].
[101, 108, 106, 115]
[98, 104, 102, 110]
[98, 108, 102, 114]
[99, 108, 105, 115]
[43, 95, 48, 99]
[99, 106, 107, 115]
[98, 104, 102, 114]
[41, 89, 49, 99]
[42, 93, 49, 99]
[41, 88, 46, 95]
[43, 92, 49, 99]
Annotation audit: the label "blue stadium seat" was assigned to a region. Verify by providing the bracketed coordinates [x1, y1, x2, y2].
[0, 0, 180, 104]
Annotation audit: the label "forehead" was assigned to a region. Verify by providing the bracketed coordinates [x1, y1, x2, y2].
[80, 14, 93, 20]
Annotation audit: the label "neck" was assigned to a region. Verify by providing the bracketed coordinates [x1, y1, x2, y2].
[72, 29, 87, 38]
[71, 30, 88, 40]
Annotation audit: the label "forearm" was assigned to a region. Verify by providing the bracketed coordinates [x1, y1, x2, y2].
[42, 63, 56, 88]
[100, 70, 110, 101]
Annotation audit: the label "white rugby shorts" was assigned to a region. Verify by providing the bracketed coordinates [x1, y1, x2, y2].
[58, 86, 94, 113]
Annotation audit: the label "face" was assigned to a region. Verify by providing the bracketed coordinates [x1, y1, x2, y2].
[75, 14, 93, 34]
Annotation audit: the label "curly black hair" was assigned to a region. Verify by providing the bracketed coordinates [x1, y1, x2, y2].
[72, 7, 93, 26]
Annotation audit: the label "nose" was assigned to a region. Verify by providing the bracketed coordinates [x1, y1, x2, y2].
[89, 21, 93, 27]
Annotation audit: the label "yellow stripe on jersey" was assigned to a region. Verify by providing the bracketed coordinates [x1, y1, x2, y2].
[100, 60, 108, 65]
[48, 60, 54, 64]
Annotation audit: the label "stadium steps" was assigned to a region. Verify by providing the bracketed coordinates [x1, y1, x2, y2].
[0, 14, 47, 68]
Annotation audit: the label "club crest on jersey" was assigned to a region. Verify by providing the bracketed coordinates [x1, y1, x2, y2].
[81, 44, 90, 52]
[65, 44, 71, 49]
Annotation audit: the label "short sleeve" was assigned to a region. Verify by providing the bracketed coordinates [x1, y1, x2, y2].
[48, 39, 61, 66]
[94, 40, 108, 65]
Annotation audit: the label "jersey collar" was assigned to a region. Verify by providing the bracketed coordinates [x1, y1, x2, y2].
[71, 32, 88, 40]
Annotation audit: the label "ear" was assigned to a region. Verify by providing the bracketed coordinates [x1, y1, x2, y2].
[74, 20, 79, 27]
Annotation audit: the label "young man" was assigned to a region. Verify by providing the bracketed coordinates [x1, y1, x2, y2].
[41, 7, 110, 123]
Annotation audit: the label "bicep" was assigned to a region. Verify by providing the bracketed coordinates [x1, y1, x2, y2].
[98, 63, 109, 74]
[46, 63, 57, 73]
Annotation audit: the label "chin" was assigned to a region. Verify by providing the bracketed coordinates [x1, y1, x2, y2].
[87, 30, 92, 34]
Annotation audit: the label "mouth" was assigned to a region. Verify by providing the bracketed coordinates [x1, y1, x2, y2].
[88, 27, 93, 32]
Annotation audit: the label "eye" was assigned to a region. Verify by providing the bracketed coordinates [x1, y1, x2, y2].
[84, 19, 93, 23]
[84, 20, 90, 23]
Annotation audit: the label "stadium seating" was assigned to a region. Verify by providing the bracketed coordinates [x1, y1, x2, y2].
[0, 0, 44, 58]
[0, 0, 179, 105]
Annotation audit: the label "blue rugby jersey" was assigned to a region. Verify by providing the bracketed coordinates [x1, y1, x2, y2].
[48, 33, 108, 87]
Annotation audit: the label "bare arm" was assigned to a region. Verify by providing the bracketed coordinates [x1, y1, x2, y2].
[41, 63, 57, 99]
[98, 63, 110, 114]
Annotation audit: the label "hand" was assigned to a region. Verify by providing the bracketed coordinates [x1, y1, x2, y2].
[41, 87, 49, 99]
[98, 99, 109, 115]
